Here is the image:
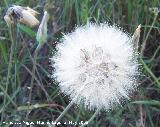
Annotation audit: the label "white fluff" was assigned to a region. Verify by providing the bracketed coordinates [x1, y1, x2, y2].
[51, 23, 139, 111]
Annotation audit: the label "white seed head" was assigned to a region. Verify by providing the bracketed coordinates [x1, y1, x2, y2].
[51, 23, 140, 111]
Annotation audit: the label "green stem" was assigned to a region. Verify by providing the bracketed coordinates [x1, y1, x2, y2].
[53, 100, 74, 127]
[0, 84, 17, 108]
[5, 26, 15, 100]
[17, 103, 63, 111]
[80, 108, 99, 127]
[25, 44, 42, 120]
[52, 85, 89, 126]
[140, 13, 158, 56]
[3, 0, 8, 7]
[141, 58, 160, 88]
[28, 44, 42, 103]
[1, 24, 17, 124]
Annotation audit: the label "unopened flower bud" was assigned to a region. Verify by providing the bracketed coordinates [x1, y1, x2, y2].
[131, 24, 141, 49]
[36, 11, 49, 45]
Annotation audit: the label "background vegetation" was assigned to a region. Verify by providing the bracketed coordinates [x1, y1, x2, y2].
[0, 0, 160, 127]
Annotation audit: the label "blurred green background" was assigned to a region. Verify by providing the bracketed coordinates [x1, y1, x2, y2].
[0, 0, 160, 127]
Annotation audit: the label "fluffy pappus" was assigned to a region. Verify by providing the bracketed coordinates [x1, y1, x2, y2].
[51, 23, 140, 111]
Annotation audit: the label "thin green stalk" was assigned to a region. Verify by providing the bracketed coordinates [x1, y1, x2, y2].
[21, 64, 50, 100]
[25, 44, 42, 120]
[141, 58, 160, 88]
[0, 86, 20, 113]
[1, 24, 17, 124]
[3, 0, 8, 7]
[80, 108, 99, 127]
[20, 39, 50, 100]
[140, 13, 158, 56]
[53, 85, 89, 125]
[17, 103, 63, 111]
[0, 84, 17, 108]
[28, 44, 42, 103]
[5, 26, 15, 101]
[53, 100, 74, 127]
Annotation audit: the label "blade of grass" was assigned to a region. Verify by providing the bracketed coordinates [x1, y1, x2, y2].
[132, 100, 160, 106]
[141, 58, 160, 88]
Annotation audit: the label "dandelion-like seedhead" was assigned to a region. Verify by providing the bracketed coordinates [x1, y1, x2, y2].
[51, 23, 140, 111]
